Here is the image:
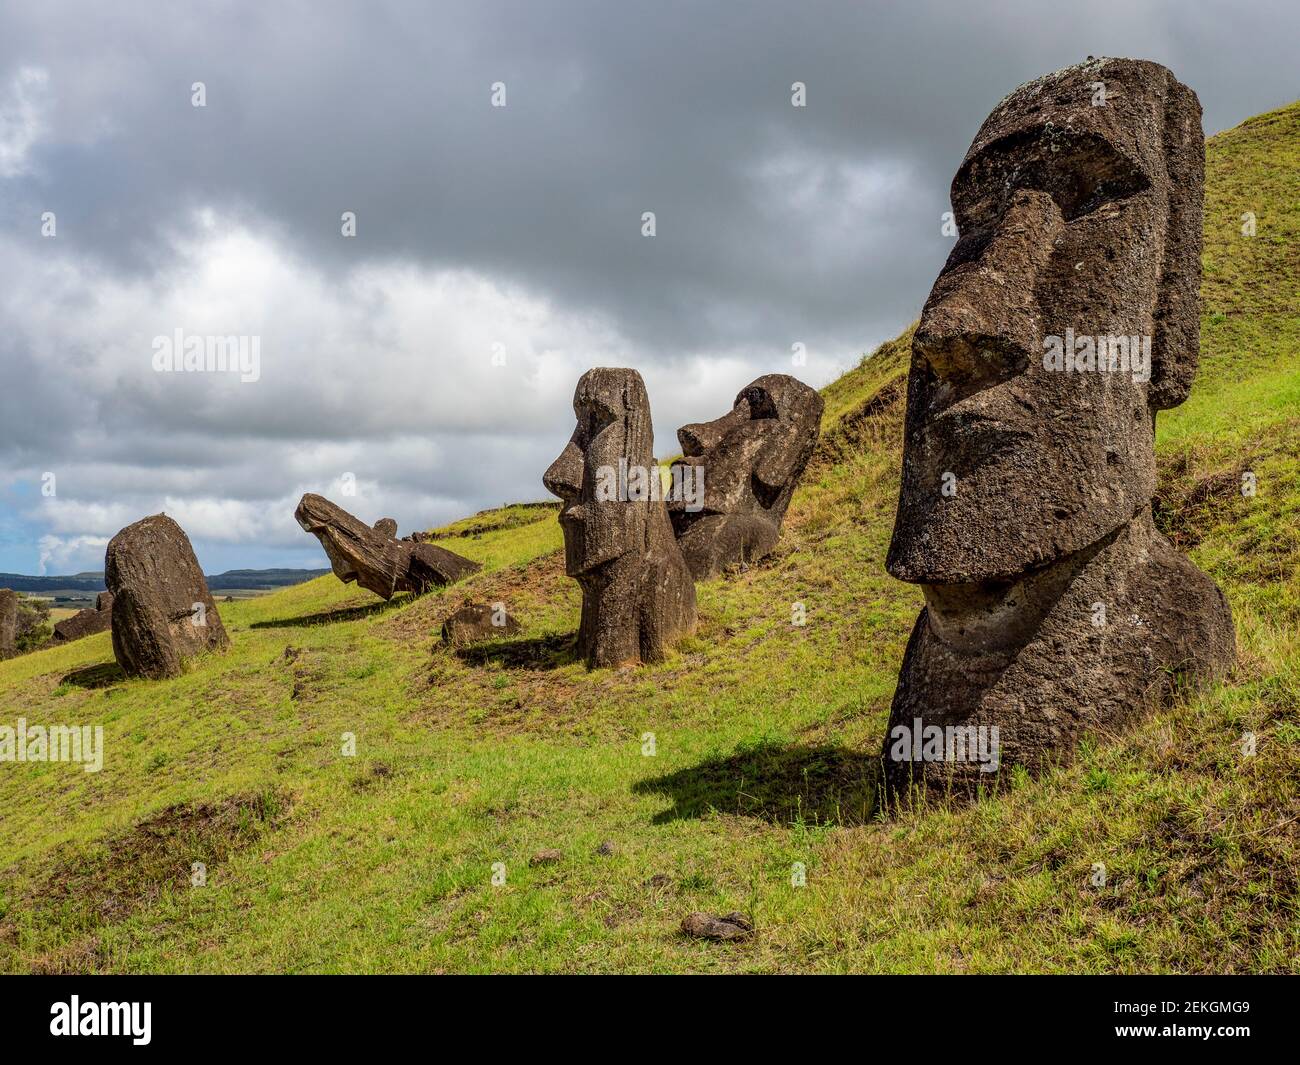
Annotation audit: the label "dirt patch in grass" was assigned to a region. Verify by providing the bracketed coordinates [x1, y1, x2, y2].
[1155, 455, 1255, 549]
[2, 790, 288, 972]
[809, 376, 906, 473]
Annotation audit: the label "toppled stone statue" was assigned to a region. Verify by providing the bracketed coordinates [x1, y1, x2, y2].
[440, 601, 521, 646]
[295, 494, 480, 600]
[106, 515, 230, 679]
[544, 368, 696, 668]
[883, 58, 1235, 796]
[53, 592, 115, 643]
[0, 589, 17, 657]
[668, 374, 823, 579]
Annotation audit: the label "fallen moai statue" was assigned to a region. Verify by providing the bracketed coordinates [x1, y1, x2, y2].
[294, 494, 480, 600]
[544, 367, 696, 668]
[668, 373, 823, 579]
[106, 515, 230, 679]
[882, 58, 1235, 797]
[53, 592, 115, 643]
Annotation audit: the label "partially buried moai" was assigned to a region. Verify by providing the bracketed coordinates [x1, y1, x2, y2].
[668, 374, 824, 580]
[883, 58, 1235, 796]
[544, 368, 696, 668]
[106, 514, 230, 679]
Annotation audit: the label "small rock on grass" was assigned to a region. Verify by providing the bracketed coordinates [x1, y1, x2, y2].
[530, 849, 563, 866]
[596, 841, 616, 856]
[681, 912, 753, 941]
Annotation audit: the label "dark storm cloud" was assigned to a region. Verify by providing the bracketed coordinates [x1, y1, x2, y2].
[0, 0, 1296, 571]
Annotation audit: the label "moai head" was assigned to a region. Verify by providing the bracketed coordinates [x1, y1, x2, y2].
[887, 58, 1204, 584]
[544, 367, 696, 667]
[544, 368, 658, 578]
[669, 374, 824, 579]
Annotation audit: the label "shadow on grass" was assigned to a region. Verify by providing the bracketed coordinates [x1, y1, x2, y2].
[59, 662, 126, 689]
[250, 595, 411, 629]
[453, 633, 578, 671]
[633, 741, 881, 827]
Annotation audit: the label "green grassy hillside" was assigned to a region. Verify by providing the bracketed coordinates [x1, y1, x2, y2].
[2, 102, 1297, 974]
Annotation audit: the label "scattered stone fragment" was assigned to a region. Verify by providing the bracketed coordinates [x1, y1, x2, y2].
[596, 840, 616, 856]
[681, 911, 753, 941]
[529, 849, 563, 867]
[106, 514, 230, 679]
[440, 601, 521, 645]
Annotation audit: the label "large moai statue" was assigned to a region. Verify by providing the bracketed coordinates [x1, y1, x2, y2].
[106, 514, 230, 679]
[294, 494, 480, 599]
[883, 59, 1235, 795]
[544, 368, 696, 668]
[668, 374, 824, 580]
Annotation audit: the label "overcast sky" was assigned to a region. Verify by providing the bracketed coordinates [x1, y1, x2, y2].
[0, 0, 1295, 574]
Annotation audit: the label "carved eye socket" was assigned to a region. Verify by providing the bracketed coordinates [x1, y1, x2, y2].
[738, 388, 778, 420]
[581, 403, 616, 440]
[954, 129, 1152, 227]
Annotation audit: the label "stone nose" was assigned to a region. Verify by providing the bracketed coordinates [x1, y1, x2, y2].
[543, 441, 584, 501]
[916, 188, 1064, 388]
[678, 403, 749, 457]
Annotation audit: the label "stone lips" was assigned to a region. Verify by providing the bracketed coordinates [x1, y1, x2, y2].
[544, 367, 696, 668]
[881, 58, 1234, 797]
[106, 514, 230, 679]
[669, 373, 824, 580]
[294, 494, 480, 600]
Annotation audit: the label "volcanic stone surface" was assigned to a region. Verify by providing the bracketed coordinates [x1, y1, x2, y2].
[294, 494, 480, 600]
[668, 374, 823, 580]
[440, 601, 521, 645]
[882, 58, 1235, 797]
[53, 591, 114, 643]
[106, 515, 230, 679]
[544, 367, 696, 668]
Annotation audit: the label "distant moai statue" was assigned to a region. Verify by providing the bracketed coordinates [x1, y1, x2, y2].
[543, 368, 696, 668]
[106, 514, 230, 679]
[668, 374, 824, 579]
[883, 58, 1235, 796]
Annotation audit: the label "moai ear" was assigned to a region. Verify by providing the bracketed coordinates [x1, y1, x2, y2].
[1148, 72, 1204, 411]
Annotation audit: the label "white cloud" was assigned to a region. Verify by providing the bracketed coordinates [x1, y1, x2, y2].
[0, 66, 50, 179]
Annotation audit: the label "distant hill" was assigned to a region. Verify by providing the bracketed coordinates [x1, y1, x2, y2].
[0, 568, 329, 594]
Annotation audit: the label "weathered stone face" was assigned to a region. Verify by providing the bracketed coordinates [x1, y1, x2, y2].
[544, 368, 696, 668]
[294, 494, 480, 599]
[106, 515, 229, 679]
[888, 58, 1205, 583]
[669, 374, 824, 579]
[881, 59, 1235, 797]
